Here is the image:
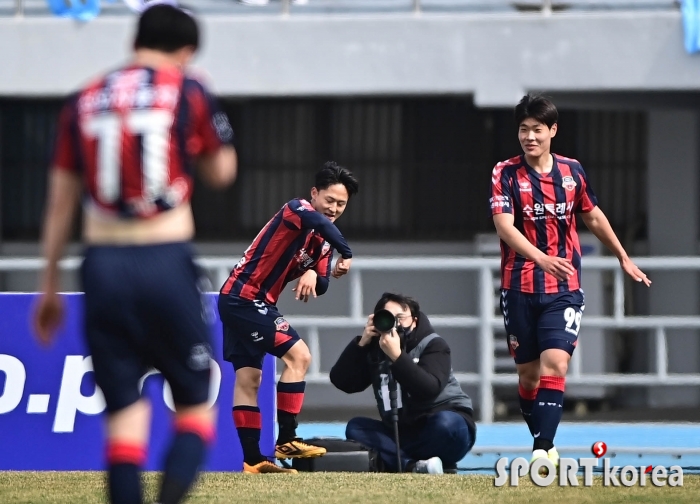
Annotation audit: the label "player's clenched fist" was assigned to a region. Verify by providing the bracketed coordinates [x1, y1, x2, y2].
[332, 257, 352, 278]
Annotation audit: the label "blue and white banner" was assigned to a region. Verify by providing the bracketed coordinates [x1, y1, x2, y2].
[0, 293, 275, 471]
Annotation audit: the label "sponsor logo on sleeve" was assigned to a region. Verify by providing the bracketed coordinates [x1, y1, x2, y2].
[490, 195, 511, 209]
[212, 112, 234, 143]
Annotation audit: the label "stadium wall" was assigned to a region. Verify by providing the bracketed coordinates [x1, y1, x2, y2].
[0, 11, 698, 104]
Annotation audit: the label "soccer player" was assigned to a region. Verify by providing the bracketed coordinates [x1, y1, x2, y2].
[490, 94, 650, 469]
[33, 6, 237, 504]
[218, 162, 358, 474]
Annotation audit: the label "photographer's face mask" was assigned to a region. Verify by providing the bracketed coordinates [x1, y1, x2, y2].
[395, 315, 415, 337]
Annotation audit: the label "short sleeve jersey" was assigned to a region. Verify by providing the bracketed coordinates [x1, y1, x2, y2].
[490, 154, 598, 294]
[51, 64, 233, 218]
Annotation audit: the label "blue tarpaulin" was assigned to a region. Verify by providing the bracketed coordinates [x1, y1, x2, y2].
[46, 0, 102, 21]
[682, 0, 700, 53]
[46, 0, 180, 20]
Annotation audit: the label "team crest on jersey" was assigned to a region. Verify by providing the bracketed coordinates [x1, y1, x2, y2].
[275, 317, 290, 332]
[321, 241, 331, 255]
[562, 176, 577, 191]
[519, 181, 532, 192]
[509, 334, 519, 350]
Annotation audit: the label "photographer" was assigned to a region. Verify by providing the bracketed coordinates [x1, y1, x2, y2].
[329, 293, 476, 474]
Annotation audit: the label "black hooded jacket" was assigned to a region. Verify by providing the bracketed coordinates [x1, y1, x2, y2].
[329, 311, 476, 435]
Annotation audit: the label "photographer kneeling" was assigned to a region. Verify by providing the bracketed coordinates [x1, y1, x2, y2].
[329, 293, 476, 474]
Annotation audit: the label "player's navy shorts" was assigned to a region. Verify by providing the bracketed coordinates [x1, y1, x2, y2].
[218, 294, 301, 371]
[81, 242, 213, 413]
[500, 288, 585, 364]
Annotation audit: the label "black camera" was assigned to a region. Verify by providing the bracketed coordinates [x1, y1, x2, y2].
[373, 309, 398, 333]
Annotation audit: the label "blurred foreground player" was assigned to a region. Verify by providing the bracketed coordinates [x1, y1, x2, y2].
[33, 5, 237, 504]
[219, 162, 358, 473]
[490, 94, 650, 471]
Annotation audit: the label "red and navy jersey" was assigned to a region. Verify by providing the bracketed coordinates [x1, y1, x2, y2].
[51, 64, 233, 218]
[490, 154, 598, 294]
[220, 198, 353, 305]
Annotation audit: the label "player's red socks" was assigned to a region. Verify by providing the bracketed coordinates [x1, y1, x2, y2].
[158, 415, 214, 504]
[531, 375, 565, 451]
[106, 440, 147, 504]
[276, 381, 305, 444]
[518, 382, 538, 436]
[233, 405, 265, 465]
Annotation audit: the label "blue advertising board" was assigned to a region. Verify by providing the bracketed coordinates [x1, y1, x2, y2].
[0, 293, 275, 471]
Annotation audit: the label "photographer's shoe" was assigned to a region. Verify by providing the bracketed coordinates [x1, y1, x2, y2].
[412, 457, 444, 474]
[275, 438, 327, 459]
[243, 461, 298, 474]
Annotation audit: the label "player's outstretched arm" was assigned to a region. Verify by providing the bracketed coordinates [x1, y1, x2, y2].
[580, 206, 651, 286]
[34, 170, 82, 345]
[493, 213, 575, 281]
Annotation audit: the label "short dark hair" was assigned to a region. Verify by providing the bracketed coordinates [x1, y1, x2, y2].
[514, 94, 558, 128]
[134, 4, 199, 53]
[373, 292, 420, 319]
[314, 161, 359, 198]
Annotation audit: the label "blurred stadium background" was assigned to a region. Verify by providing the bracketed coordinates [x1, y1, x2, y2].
[1, 0, 700, 439]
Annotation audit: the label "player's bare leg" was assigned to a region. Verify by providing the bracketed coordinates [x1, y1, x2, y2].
[233, 367, 297, 473]
[275, 340, 326, 459]
[105, 399, 151, 504]
[158, 403, 216, 504]
[529, 349, 570, 472]
[234, 367, 262, 406]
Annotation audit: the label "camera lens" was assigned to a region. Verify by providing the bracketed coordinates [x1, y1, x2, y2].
[373, 309, 396, 333]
